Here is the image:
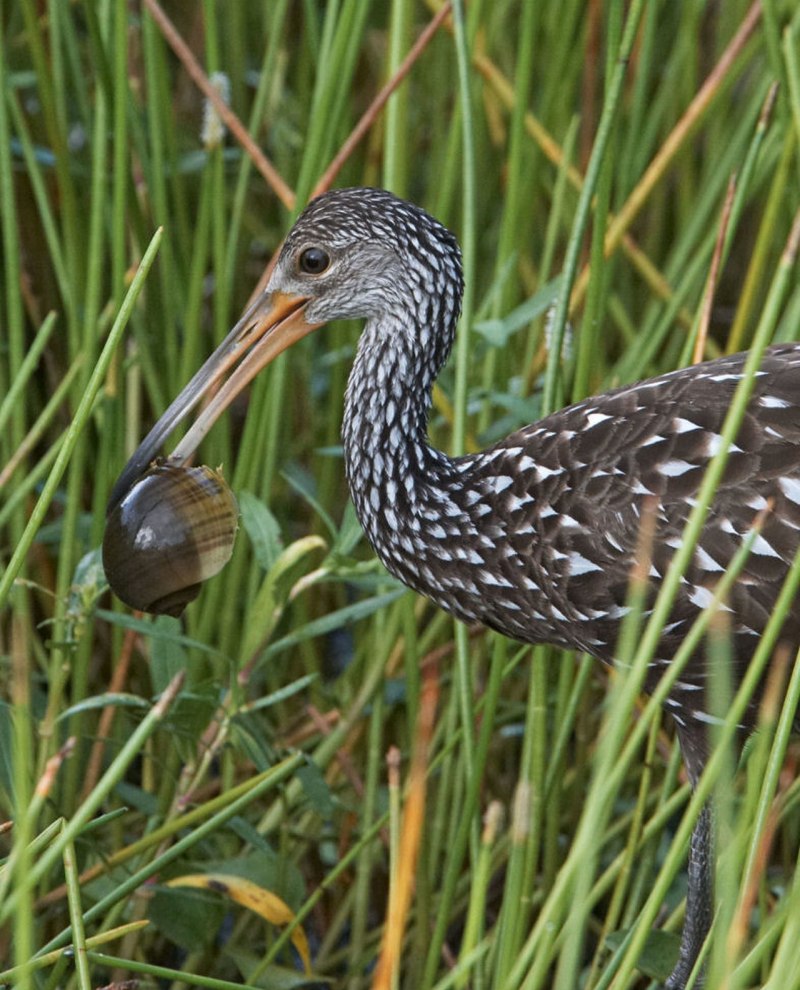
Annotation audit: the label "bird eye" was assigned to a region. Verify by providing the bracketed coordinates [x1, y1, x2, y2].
[298, 247, 330, 275]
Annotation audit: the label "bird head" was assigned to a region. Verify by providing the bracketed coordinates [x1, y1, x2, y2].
[272, 187, 463, 324]
[108, 188, 462, 510]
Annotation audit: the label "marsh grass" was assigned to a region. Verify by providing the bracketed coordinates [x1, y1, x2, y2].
[2, 2, 800, 988]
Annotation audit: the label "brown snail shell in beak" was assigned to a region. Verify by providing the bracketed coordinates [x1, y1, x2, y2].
[103, 462, 238, 617]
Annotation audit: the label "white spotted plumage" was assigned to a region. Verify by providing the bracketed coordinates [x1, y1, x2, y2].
[278, 187, 800, 768]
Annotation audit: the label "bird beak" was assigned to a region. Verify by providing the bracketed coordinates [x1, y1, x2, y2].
[108, 289, 320, 512]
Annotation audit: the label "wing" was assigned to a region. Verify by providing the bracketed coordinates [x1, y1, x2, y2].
[459, 344, 800, 722]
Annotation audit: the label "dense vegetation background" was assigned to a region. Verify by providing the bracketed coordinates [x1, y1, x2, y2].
[1, 2, 800, 988]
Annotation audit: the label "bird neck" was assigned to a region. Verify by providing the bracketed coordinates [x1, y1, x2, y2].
[342, 308, 459, 573]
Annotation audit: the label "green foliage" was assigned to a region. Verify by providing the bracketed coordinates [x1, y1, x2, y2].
[1, 2, 800, 989]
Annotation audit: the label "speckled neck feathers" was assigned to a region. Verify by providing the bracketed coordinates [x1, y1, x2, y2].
[341, 262, 467, 606]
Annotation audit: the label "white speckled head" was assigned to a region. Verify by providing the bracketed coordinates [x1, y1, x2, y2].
[267, 188, 464, 365]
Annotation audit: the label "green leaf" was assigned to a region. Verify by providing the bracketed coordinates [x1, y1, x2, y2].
[225, 946, 330, 989]
[56, 693, 149, 721]
[296, 760, 334, 818]
[264, 588, 405, 661]
[605, 927, 680, 983]
[230, 716, 277, 772]
[239, 490, 284, 571]
[0, 701, 14, 808]
[95, 609, 227, 658]
[150, 615, 189, 693]
[473, 275, 563, 347]
[331, 501, 364, 557]
[245, 674, 318, 712]
[239, 534, 328, 661]
[149, 885, 226, 952]
[70, 546, 106, 602]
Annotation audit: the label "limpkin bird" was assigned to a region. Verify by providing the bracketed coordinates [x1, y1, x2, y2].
[112, 188, 800, 988]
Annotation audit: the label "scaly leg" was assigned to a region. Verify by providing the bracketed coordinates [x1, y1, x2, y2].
[665, 724, 715, 989]
[665, 802, 714, 989]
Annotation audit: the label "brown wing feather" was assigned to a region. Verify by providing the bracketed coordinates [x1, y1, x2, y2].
[454, 345, 800, 728]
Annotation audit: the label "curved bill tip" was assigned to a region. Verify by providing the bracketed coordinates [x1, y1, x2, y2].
[107, 290, 320, 513]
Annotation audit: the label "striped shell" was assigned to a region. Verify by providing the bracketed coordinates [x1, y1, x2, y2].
[103, 462, 238, 617]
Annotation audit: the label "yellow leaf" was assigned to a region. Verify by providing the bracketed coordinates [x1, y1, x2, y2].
[167, 872, 311, 973]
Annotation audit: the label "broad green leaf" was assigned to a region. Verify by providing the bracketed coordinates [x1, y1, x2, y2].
[239, 490, 284, 571]
[473, 275, 563, 347]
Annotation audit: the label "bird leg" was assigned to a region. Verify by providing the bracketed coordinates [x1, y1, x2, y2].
[665, 801, 714, 989]
[665, 725, 715, 990]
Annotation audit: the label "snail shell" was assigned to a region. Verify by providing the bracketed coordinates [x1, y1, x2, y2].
[103, 462, 238, 617]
